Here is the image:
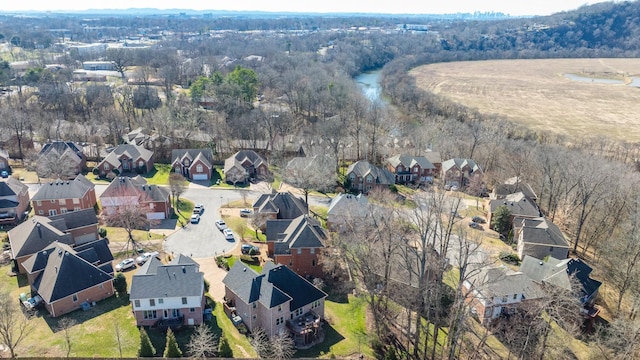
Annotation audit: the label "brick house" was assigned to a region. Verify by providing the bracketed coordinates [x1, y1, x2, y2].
[8, 209, 99, 273]
[345, 160, 395, 194]
[21, 240, 114, 317]
[100, 176, 171, 220]
[224, 150, 269, 184]
[222, 261, 327, 348]
[32, 174, 96, 217]
[424, 150, 442, 176]
[253, 192, 308, 221]
[0, 177, 30, 225]
[265, 215, 328, 279]
[326, 193, 368, 232]
[95, 144, 154, 177]
[129, 254, 205, 328]
[38, 141, 86, 177]
[441, 158, 483, 188]
[385, 154, 436, 184]
[171, 149, 214, 181]
[513, 217, 570, 260]
[0, 149, 10, 171]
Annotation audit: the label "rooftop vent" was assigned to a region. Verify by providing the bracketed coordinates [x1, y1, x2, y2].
[182, 266, 186, 273]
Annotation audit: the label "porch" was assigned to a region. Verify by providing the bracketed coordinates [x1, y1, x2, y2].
[286, 311, 325, 349]
[156, 315, 184, 331]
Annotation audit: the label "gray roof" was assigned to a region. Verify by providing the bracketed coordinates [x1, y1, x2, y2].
[492, 177, 538, 201]
[49, 208, 98, 230]
[442, 158, 481, 173]
[223, 261, 326, 311]
[346, 160, 395, 185]
[99, 144, 153, 169]
[0, 177, 28, 197]
[39, 141, 84, 161]
[32, 175, 95, 201]
[253, 192, 308, 219]
[100, 176, 169, 202]
[267, 216, 327, 255]
[517, 217, 569, 248]
[423, 151, 441, 165]
[171, 149, 214, 169]
[327, 193, 368, 216]
[386, 154, 435, 170]
[519, 256, 573, 291]
[74, 238, 113, 266]
[26, 242, 113, 303]
[129, 256, 204, 300]
[169, 253, 199, 267]
[490, 192, 540, 218]
[224, 150, 267, 174]
[468, 266, 544, 301]
[8, 216, 74, 258]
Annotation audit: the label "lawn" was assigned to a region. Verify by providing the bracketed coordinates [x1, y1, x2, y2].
[173, 198, 195, 224]
[224, 215, 265, 242]
[143, 164, 172, 185]
[227, 255, 263, 273]
[209, 297, 257, 357]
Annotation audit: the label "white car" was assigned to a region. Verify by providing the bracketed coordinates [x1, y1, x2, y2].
[215, 220, 227, 231]
[240, 208, 252, 217]
[190, 214, 201, 224]
[223, 229, 235, 241]
[136, 251, 159, 265]
[115, 258, 136, 271]
[193, 204, 205, 214]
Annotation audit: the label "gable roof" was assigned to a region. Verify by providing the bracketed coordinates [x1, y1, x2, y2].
[493, 177, 538, 201]
[32, 174, 95, 201]
[50, 208, 98, 229]
[171, 149, 214, 168]
[423, 151, 441, 165]
[467, 266, 544, 301]
[0, 177, 28, 197]
[516, 217, 569, 248]
[346, 160, 395, 185]
[442, 158, 481, 173]
[519, 256, 602, 298]
[39, 141, 84, 162]
[268, 216, 327, 255]
[224, 150, 267, 174]
[327, 193, 368, 216]
[8, 216, 74, 258]
[129, 254, 203, 300]
[26, 242, 113, 303]
[100, 176, 169, 203]
[100, 144, 153, 168]
[386, 154, 435, 170]
[253, 192, 308, 219]
[73, 238, 114, 265]
[490, 192, 540, 218]
[223, 261, 326, 311]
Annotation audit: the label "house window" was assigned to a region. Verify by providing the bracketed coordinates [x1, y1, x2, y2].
[549, 247, 554, 252]
[196, 165, 203, 172]
[104, 163, 110, 170]
[158, 299, 164, 304]
[513, 294, 517, 300]
[36, 201, 42, 206]
[252, 303, 257, 309]
[134, 300, 140, 307]
[74, 207, 81, 211]
[295, 308, 303, 316]
[310, 248, 315, 254]
[413, 166, 419, 173]
[297, 248, 302, 254]
[184, 159, 190, 166]
[60, 208, 67, 214]
[278, 305, 282, 311]
[149, 203, 155, 209]
[501, 296, 508, 303]
[73, 198, 80, 204]
[72, 294, 78, 302]
[182, 297, 187, 305]
[138, 160, 145, 167]
[49, 209, 57, 216]
[276, 316, 284, 325]
[175, 167, 180, 173]
[190, 308, 195, 313]
[253, 315, 257, 320]
[50, 200, 55, 203]
[311, 300, 320, 309]
[38, 210, 44, 215]
[349, 173, 355, 180]
[366, 175, 372, 183]
[99, 284, 103, 289]
[312, 259, 316, 267]
[149, 299, 155, 307]
[143, 310, 157, 319]
[58, 199, 66, 205]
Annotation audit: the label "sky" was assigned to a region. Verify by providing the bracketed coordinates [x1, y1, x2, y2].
[2, 0, 606, 16]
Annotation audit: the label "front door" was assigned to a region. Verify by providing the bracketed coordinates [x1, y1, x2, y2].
[163, 309, 169, 319]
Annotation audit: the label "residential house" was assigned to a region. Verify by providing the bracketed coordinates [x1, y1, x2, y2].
[462, 266, 544, 325]
[490, 177, 538, 203]
[285, 154, 336, 190]
[129, 254, 205, 328]
[345, 160, 395, 194]
[0, 177, 30, 225]
[385, 154, 436, 184]
[100, 176, 171, 220]
[222, 261, 327, 348]
[0, 149, 9, 171]
[38, 141, 86, 177]
[327, 193, 368, 231]
[424, 150, 442, 176]
[253, 192, 308, 221]
[32, 175, 96, 217]
[265, 215, 328, 279]
[488, 192, 541, 229]
[513, 217, 570, 260]
[95, 144, 154, 177]
[441, 158, 483, 188]
[224, 150, 270, 184]
[171, 149, 214, 181]
[9, 209, 99, 273]
[21, 240, 114, 317]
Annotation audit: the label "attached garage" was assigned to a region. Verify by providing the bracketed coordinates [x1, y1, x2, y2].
[146, 212, 166, 220]
[192, 174, 209, 181]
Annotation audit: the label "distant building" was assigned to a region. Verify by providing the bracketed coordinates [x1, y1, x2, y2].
[82, 61, 116, 71]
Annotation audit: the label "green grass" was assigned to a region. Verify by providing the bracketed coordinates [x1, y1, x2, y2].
[296, 294, 374, 358]
[102, 227, 165, 243]
[84, 171, 111, 184]
[210, 298, 257, 357]
[143, 164, 172, 185]
[173, 198, 195, 223]
[227, 256, 262, 273]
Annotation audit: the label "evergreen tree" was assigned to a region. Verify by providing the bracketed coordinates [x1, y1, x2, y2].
[138, 327, 156, 357]
[163, 328, 182, 358]
[218, 335, 233, 358]
[113, 273, 127, 296]
[491, 205, 512, 235]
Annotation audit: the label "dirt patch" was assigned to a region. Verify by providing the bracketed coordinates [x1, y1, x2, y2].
[410, 58, 640, 142]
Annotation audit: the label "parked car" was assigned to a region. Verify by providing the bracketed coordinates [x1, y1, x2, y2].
[190, 214, 201, 224]
[471, 216, 486, 224]
[193, 204, 205, 214]
[468, 222, 483, 230]
[0, 170, 8, 178]
[215, 219, 227, 231]
[136, 251, 159, 265]
[450, 185, 459, 191]
[241, 244, 259, 255]
[115, 258, 136, 271]
[240, 208, 252, 217]
[223, 229, 235, 241]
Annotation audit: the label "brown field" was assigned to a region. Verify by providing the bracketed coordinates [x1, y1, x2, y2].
[410, 58, 640, 143]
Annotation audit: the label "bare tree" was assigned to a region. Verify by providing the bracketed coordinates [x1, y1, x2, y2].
[102, 186, 157, 254]
[56, 318, 76, 358]
[186, 324, 218, 358]
[107, 48, 133, 79]
[113, 321, 126, 358]
[169, 173, 188, 210]
[0, 291, 31, 358]
[36, 151, 80, 180]
[249, 327, 271, 358]
[284, 154, 336, 205]
[270, 329, 295, 360]
[593, 317, 640, 359]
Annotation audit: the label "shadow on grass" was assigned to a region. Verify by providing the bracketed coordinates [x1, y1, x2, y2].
[146, 324, 196, 357]
[141, 167, 158, 179]
[294, 322, 345, 358]
[16, 273, 29, 287]
[44, 294, 131, 332]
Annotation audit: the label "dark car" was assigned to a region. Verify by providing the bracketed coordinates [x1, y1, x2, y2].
[241, 244, 259, 255]
[471, 216, 486, 224]
[0, 170, 8, 178]
[468, 222, 483, 230]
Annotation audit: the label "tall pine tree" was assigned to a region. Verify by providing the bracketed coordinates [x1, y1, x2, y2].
[163, 328, 183, 358]
[138, 327, 156, 357]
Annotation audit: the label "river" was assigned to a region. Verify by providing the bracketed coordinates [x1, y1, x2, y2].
[355, 69, 389, 106]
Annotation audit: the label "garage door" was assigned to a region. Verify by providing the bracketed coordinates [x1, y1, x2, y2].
[146, 212, 166, 220]
[192, 174, 208, 181]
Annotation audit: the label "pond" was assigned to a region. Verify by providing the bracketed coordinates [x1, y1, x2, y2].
[564, 73, 640, 87]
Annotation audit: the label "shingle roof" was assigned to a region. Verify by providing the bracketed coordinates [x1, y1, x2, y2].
[386, 154, 435, 170]
[493, 177, 538, 201]
[49, 208, 98, 230]
[270, 216, 327, 255]
[129, 255, 203, 300]
[32, 175, 94, 201]
[100, 176, 169, 203]
[0, 149, 9, 160]
[39, 141, 84, 162]
[253, 192, 308, 219]
[346, 160, 395, 185]
[223, 261, 326, 311]
[224, 150, 267, 174]
[468, 266, 544, 301]
[0, 199, 18, 209]
[490, 192, 540, 218]
[442, 158, 481, 173]
[8, 216, 74, 258]
[171, 149, 214, 169]
[518, 217, 569, 248]
[328, 193, 368, 216]
[0, 177, 28, 197]
[519, 256, 602, 299]
[27, 242, 113, 303]
[100, 144, 153, 169]
[73, 238, 113, 265]
[423, 151, 441, 165]
[169, 253, 199, 267]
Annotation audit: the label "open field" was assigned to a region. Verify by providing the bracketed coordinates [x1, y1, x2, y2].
[410, 58, 640, 142]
